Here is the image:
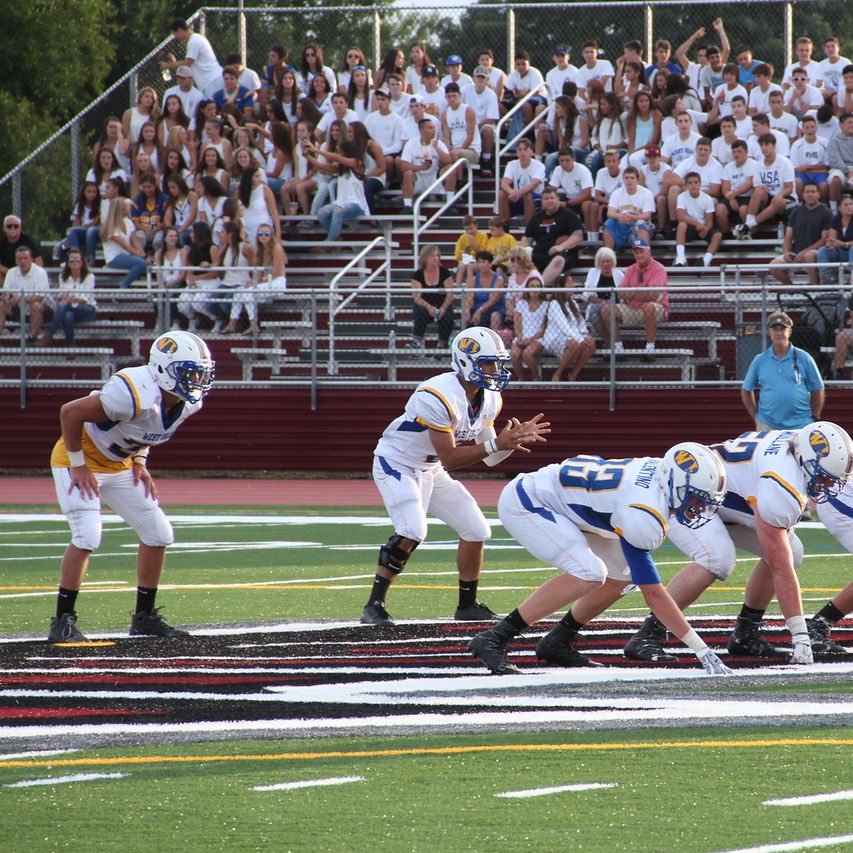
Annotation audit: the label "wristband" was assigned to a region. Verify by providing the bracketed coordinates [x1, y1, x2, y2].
[484, 438, 499, 456]
[68, 450, 86, 468]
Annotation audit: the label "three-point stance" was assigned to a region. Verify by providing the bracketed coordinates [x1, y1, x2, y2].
[47, 331, 214, 643]
[468, 443, 731, 675]
[363, 326, 550, 626]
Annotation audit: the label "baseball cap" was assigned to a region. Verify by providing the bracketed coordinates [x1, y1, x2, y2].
[767, 311, 793, 328]
[409, 93, 424, 105]
[444, 82, 461, 94]
[554, 43, 569, 55]
[473, 65, 489, 78]
[176, 66, 193, 77]
[374, 87, 390, 98]
[422, 64, 438, 77]
[631, 238, 650, 249]
[645, 144, 661, 157]
[445, 54, 463, 66]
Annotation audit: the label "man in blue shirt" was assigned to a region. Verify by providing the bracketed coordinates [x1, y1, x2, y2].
[741, 311, 825, 430]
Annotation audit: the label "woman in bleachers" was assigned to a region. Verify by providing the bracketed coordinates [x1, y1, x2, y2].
[60, 181, 100, 263]
[289, 119, 317, 215]
[405, 41, 433, 94]
[465, 250, 506, 331]
[347, 121, 385, 214]
[624, 91, 662, 167]
[544, 278, 596, 383]
[195, 175, 228, 233]
[129, 151, 160, 199]
[232, 125, 267, 169]
[347, 65, 373, 122]
[165, 126, 197, 173]
[338, 46, 369, 93]
[511, 273, 548, 382]
[130, 121, 162, 178]
[230, 146, 257, 194]
[308, 73, 334, 116]
[298, 44, 337, 95]
[300, 119, 346, 216]
[228, 226, 287, 335]
[581, 245, 624, 340]
[537, 95, 590, 170]
[249, 120, 295, 195]
[93, 116, 131, 173]
[100, 197, 149, 289]
[163, 173, 199, 246]
[503, 247, 542, 339]
[296, 97, 322, 131]
[315, 140, 369, 245]
[157, 95, 191, 149]
[122, 86, 160, 145]
[35, 251, 97, 347]
[176, 221, 222, 332]
[408, 244, 456, 349]
[130, 173, 168, 254]
[155, 226, 186, 330]
[193, 146, 230, 194]
[86, 148, 128, 199]
[192, 99, 218, 146]
[200, 118, 234, 171]
[580, 79, 605, 128]
[239, 164, 280, 244]
[587, 92, 627, 176]
[208, 220, 253, 333]
[161, 147, 192, 195]
[373, 48, 405, 92]
[275, 72, 301, 125]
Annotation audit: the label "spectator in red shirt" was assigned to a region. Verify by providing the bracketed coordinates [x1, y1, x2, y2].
[599, 237, 669, 354]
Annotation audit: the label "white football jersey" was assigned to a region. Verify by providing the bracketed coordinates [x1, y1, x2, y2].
[51, 365, 203, 473]
[374, 371, 502, 471]
[816, 479, 853, 552]
[710, 430, 807, 529]
[519, 455, 670, 549]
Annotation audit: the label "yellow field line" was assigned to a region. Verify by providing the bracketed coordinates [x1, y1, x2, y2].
[4, 738, 852, 770]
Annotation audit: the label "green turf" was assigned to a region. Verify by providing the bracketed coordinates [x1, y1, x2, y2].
[0, 507, 849, 635]
[0, 727, 851, 852]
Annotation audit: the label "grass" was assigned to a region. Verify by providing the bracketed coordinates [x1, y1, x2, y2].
[0, 727, 851, 852]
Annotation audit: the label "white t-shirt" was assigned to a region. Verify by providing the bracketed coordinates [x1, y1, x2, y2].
[577, 60, 615, 93]
[733, 116, 753, 140]
[816, 116, 840, 142]
[661, 130, 701, 166]
[462, 85, 499, 124]
[781, 60, 824, 88]
[674, 156, 723, 192]
[164, 83, 204, 121]
[317, 108, 358, 135]
[548, 163, 593, 200]
[503, 158, 546, 190]
[594, 167, 624, 197]
[185, 32, 223, 96]
[239, 67, 262, 94]
[820, 55, 852, 94]
[783, 85, 824, 118]
[420, 87, 446, 115]
[607, 185, 655, 217]
[405, 66, 425, 94]
[399, 136, 450, 181]
[440, 73, 474, 90]
[661, 110, 707, 140]
[443, 103, 480, 153]
[297, 66, 338, 97]
[789, 136, 829, 171]
[102, 217, 137, 264]
[639, 162, 672, 196]
[768, 110, 800, 142]
[711, 136, 740, 165]
[722, 157, 759, 196]
[505, 66, 545, 96]
[699, 65, 725, 95]
[389, 94, 412, 120]
[364, 111, 404, 154]
[676, 189, 715, 223]
[400, 113, 440, 144]
[747, 84, 783, 115]
[712, 83, 749, 112]
[747, 130, 791, 159]
[545, 65, 580, 100]
[756, 154, 797, 199]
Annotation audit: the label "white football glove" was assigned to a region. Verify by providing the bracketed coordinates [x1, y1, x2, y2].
[790, 641, 814, 665]
[698, 649, 732, 675]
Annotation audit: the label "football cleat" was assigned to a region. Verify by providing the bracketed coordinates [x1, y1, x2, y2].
[48, 612, 87, 643]
[726, 615, 786, 657]
[698, 648, 732, 675]
[468, 629, 520, 674]
[536, 624, 603, 667]
[454, 601, 499, 622]
[360, 602, 395, 626]
[807, 616, 846, 655]
[129, 607, 190, 638]
[624, 615, 678, 662]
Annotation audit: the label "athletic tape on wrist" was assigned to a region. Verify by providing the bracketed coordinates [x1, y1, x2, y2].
[67, 450, 86, 468]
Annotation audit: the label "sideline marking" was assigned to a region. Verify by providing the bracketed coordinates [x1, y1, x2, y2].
[253, 775, 364, 792]
[763, 789, 853, 807]
[0, 750, 79, 762]
[496, 782, 617, 798]
[2, 738, 852, 770]
[4, 772, 128, 788]
[713, 834, 853, 852]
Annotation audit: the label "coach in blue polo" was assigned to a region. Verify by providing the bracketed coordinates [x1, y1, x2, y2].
[740, 310, 825, 431]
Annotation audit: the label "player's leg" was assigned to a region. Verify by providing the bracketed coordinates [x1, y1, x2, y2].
[48, 466, 104, 642]
[100, 468, 187, 638]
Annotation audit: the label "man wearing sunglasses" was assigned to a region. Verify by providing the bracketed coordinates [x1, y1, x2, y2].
[0, 215, 43, 286]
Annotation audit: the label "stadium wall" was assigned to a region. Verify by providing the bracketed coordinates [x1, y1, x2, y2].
[3, 387, 852, 474]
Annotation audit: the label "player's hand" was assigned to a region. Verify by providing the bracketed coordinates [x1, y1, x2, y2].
[498, 413, 551, 453]
[132, 462, 159, 501]
[698, 648, 732, 675]
[790, 641, 814, 665]
[68, 464, 99, 500]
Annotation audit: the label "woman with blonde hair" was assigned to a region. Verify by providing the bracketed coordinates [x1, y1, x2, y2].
[165, 126, 197, 172]
[408, 244, 455, 349]
[545, 277, 596, 382]
[122, 86, 160, 145]
[581, 245, 624, 340]
[100, 196, 149, 288]
[227, 226, 287, 335]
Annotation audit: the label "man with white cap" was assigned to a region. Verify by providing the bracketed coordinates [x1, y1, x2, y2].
[164, 65, 204, 119]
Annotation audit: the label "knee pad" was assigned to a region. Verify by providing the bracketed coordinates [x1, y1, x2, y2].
[790, 533, 804, 570]
[379, 535, 417, 574]
[136, 509, 174, 548]
[69, 509, 102, 552]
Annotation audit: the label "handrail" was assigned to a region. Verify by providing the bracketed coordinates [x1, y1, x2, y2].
[411, 158, 475, 259]
[328, 235, 392, 375]
[492, 82, 549, 211]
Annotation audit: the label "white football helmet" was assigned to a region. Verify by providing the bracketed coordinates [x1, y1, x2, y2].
[451, 326, 511, 391]
[791, 421, 853, 503]
[657, 442, 726, 528]
[148, 331, 215, 404]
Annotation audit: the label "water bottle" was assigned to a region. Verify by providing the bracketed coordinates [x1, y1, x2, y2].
[162, 68, 173, 83]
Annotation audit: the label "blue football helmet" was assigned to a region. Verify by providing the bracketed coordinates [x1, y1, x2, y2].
[451, 327, 511, 391]
[657, 442, 726, 528]
[792, 421, 853, 503]
[148, 331, 215, 404]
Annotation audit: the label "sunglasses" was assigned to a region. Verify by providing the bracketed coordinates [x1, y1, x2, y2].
[68, 257, 83, 262]
[257, 231, 272, 237]
[5, 223, 20, 229]
[352, 65, 367, 71]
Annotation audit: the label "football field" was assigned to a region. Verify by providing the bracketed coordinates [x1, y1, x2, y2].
[1, 503, 852, 852]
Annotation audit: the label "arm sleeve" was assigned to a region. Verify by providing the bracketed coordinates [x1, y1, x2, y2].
[619, 538, 663, 585]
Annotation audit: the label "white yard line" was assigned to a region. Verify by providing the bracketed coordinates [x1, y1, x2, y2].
[713, 834, 853, 853]
[4, 772, 128, 788]
[763, 789, 853, 807]
[253, 775, 364, 792]
[496, 782, 617, 798]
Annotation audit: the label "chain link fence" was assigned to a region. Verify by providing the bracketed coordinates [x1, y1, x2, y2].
[2, 0, 850, 242]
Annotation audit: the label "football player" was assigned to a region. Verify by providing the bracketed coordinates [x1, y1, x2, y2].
[468, 443, 732, 675]
[363, 326, 550, 626]
[47, 331, 214, 643]
[622, 423, 853, 665]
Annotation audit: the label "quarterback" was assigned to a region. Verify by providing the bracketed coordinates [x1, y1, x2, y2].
[468, 443, 732, 675]
[362, 326, 550, 626]
[623, 423, 853, 665]
[47, 331, 214, 643]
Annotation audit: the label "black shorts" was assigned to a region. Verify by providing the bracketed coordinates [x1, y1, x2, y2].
[719, 196, 751, 215]
[533, 249, 578, 274]
[683, 224, 719, 243]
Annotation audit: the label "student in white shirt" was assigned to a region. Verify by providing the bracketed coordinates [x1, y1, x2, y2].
[498, 139, 546, 225]
[364, 88, 404, 182]
[789, 115, 830, 201]
[747, 114, 790, 159]
[819, 36, 852, 97]
[638, 145, 672, 231]
[748, 63, 783, 115]
[783, 69, 824, 119]
[475, 48, 507, 102]
[741, 134, 797, 238]
[576, 40, 614, 97]
[717, 139, 759, 237]
[545, 44, 579, 103]
[660, 112, 701, 166]
[781, 37, 824, 89]
[399, 119, 452, 209]
[547, 148, 593, 215]
[582, 149, 623, 240]
[767, 91, 800, 142]
[673, 172, 722, 267]
[503, 52, 546, 125]
[463, 66, 500, 173]
[711, 117, 741, 165]
[602, 166, 654, 250]
[664, 137, 722, 226]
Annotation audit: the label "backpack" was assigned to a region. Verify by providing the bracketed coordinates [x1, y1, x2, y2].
[778, 291, 849, 377]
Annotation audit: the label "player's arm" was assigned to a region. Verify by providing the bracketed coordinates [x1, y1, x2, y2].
[60, 394, 108, 499]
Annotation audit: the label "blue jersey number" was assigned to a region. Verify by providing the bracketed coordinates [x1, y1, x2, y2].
[710, 431, 767, 463]
[559, 456, 630, 492]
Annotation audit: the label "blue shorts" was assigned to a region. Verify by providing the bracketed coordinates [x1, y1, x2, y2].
[604, 219, 650, 248]
[509, 194, 541, 217]
[795, 172, 828, 186]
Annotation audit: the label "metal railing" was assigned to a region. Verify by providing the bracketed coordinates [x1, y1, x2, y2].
[412, 158, 475, 259]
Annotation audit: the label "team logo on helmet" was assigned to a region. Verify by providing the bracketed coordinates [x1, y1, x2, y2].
[456, 337, 481, 356]
[674, 449, 699, 474]
[809, 430, 830, 457]
[156, 337, 179, 355]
